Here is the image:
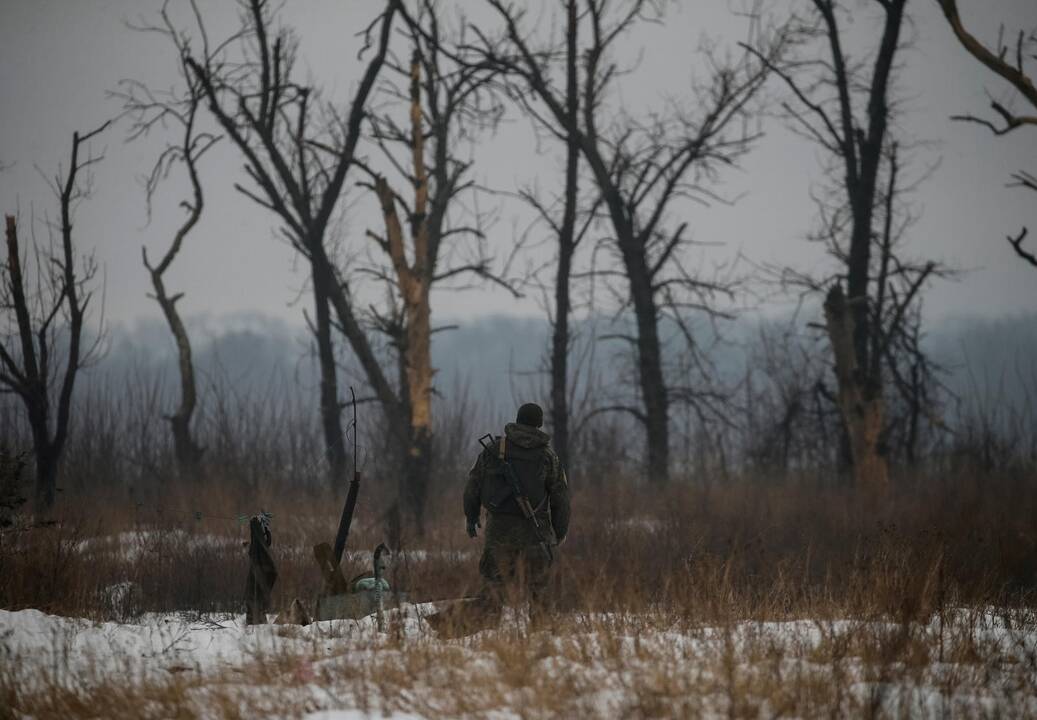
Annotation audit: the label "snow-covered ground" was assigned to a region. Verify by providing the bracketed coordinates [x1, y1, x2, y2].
[76, 530, 246, 563]
[4, 604, 1037, 718]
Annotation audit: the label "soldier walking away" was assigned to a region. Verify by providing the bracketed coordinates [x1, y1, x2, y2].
[462, 402, 570, 624]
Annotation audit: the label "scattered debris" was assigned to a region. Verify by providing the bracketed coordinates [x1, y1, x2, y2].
[315, 546, 404, 623]
[275, 598, 311, 626]
[311, 389, 405, 623]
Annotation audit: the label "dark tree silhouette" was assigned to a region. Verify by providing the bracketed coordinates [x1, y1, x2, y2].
[177, 0, 400, 489]
[357, 3, 516, 531]
[469, 0, 783, 483]
[745, 0, 947, 488]
[115, 2, 223, 477]
[0, 123, 109, 509]
[935, 0, 1037, 267]
[504, 0, 599, 473]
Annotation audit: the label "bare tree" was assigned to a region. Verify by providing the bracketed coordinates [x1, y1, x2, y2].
[547, 2, 582, 475]
[934, 0, 1037, 267]
[469, 0, 781, 483]
[0, 123, 109, 509]
[881, 297, 950, 464]
[743, 319, 830, 472]
[115, 2, 224, 477]
[745, 1, 946, 488]
[176, 0, 400, 489]
[505, 0, 600, 473]
[357, 3, 514, 530]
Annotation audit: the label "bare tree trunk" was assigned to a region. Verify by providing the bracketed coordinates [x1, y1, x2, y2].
[549, 0, 580, 473]
[126, 37, 215, 480]
[4, 217, 50, 505]
[627, 258, 669, 483]
[22, 387, 56, 509]
[366, 36, 506, 532]
[473, 2, 774, 485]
[401, 281, 433, 534]
[183, 0, 402, 497]
[1, 123, 106, 511]
[141, 174, 205, 477]
[824, 285, 888, 489]
[372, 162, 434, 531]
[551, 247, 573, 471]
[312, 265, 347, 487]
[904, 363, 921, 466]
[401, 52, 434, 528]
[149, 269, 203, 474]
[750, 0, 905, 488]
[34, 445, 58, 511]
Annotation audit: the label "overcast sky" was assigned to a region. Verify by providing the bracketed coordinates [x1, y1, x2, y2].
[1, 0, 1034, 334]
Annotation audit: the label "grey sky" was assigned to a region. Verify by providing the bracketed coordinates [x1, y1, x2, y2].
[1, 0, 1034, 334]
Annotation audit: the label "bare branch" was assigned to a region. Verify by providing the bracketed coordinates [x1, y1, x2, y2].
[936, 0, 1037, 135]
[1007, 227, 1037, 267]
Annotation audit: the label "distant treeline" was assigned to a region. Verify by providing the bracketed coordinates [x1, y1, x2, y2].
[2, 311, 1033, 504]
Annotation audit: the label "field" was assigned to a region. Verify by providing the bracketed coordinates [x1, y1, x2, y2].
[4, 471, 1037, 718]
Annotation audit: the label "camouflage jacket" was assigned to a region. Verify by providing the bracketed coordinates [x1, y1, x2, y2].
[463, 423, 570, 541]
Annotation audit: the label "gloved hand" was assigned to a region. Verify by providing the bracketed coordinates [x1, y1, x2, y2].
[466, 518, 480, 538]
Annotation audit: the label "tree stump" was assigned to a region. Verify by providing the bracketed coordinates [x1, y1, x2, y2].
[245, 514, 277, 625]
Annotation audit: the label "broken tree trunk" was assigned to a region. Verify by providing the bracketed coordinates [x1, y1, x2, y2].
[824, 285, 889, 489]
[245, 514, 277, 625]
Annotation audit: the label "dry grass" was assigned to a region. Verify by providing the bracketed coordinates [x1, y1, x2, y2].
[3, 468, 1037, 717]
[5, 468, 1037, 618]
[5, 606, 1037, 718]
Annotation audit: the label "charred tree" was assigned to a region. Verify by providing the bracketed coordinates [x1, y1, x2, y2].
[361, 6, 513, 528]
[0, 124, 108, 509]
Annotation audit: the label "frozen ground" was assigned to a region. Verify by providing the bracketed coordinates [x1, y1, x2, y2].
[4, 603, 1037, 718]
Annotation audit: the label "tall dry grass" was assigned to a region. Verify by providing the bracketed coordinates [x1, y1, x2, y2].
[2, 467, 1035, 624]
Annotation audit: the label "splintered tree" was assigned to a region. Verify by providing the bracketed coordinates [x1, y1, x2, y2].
[745, 0, 942, 488]
[175, 0, 400, 489]
[115, 3, 222, 477]
[472, 0, 782, 483]
[0, 124, 108, 509]
[360, 5, 512, 529]
[934, 0, 1037, 267]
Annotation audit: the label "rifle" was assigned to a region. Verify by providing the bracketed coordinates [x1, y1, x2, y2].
[478, 433, 554, 563]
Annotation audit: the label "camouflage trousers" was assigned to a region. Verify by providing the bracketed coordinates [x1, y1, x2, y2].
[477, 512, 556, 619]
